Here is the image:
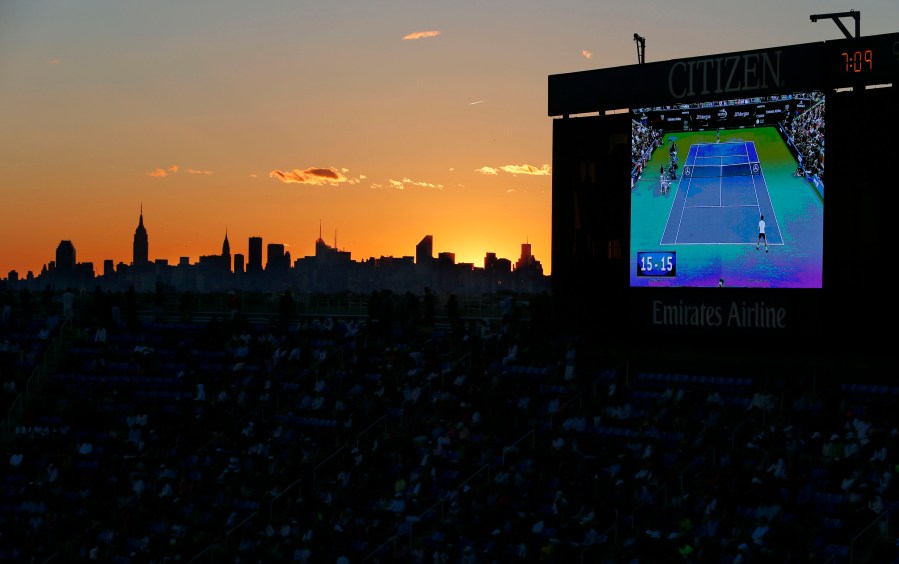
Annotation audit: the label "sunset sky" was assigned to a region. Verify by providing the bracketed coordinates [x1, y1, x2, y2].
[2, 1, 896, 278]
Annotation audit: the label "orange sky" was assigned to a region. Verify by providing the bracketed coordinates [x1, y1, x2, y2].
[2, 1, 896, 279]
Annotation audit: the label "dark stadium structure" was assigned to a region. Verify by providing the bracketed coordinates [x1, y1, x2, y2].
[549, 32, 899, 371]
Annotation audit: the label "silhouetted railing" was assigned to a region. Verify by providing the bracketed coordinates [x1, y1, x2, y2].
[628, 484, 668, 529]
[269, 477, 302, 521]
[851, 510, 889, 562]
[549, 391, 582, 429]
[503, 429, 536, 466]
[679, 445, 716, 494]
[1, 312, 72, 441]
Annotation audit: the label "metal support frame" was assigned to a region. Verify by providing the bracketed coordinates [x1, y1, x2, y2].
[633, 33, 646, 64]
[810, 10, 860, 39]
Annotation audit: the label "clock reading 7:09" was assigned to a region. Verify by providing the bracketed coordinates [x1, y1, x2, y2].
[637, 251, 676, 277]
[827, 33, 899, 86]
[842, 49, 873, 73]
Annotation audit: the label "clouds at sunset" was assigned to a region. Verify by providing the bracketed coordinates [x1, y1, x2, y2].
[383, 177, 443, 190]
[269, 167, 360, 186]
[581, 49, 592, 59]
[475, 164, 550, 176]
[403, 30, 440, 40]
[47, 58, 60, 65]
[147, 165, 179, 178]
[500, 164, 551, 176]
[146, 164, 212, 179]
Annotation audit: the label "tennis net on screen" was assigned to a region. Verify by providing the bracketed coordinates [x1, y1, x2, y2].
[684, 163, 758, 178]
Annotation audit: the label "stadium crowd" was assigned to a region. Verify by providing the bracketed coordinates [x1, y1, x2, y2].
[785, 99, 826, 184]
[1, 288, 898, 562]
[631, 120, 663, 185]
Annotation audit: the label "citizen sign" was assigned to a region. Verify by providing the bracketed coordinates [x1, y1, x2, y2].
[668, 50, 784, 99]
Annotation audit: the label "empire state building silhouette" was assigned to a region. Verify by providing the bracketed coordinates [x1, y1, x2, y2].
[133, 205, 149, 267]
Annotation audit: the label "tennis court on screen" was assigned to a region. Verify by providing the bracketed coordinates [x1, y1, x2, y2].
[660, 141, 782, 245]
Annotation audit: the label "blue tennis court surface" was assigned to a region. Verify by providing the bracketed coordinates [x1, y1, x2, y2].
[660, 141, 782, 245]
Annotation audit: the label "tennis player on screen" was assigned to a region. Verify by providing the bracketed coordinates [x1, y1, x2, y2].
[757, 215, 768, 253]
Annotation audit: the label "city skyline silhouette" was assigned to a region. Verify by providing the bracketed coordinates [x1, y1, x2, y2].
[4, 206, 548, 296]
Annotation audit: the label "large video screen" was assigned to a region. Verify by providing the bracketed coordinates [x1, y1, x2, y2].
[629, 91, 825, 288]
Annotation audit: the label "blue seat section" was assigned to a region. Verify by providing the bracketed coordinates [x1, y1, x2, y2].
[4, 309, 898, 564]
[274, 414, 339, 428]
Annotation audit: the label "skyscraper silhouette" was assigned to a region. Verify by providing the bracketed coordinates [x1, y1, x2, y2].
[56, 240, 76, 271]
[222, 230, 231, 273]
[416, 235, 433, 266]
[247, 236, 263, 274]
[133, 205, 149, 266]
[266, 243, 287, 272]
[515, 242, 532, 270]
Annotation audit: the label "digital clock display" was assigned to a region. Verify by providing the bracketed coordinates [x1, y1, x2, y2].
[827, 32, 899, 85]
[841, 49, 873, 73]
[637, 251, 676, 277]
